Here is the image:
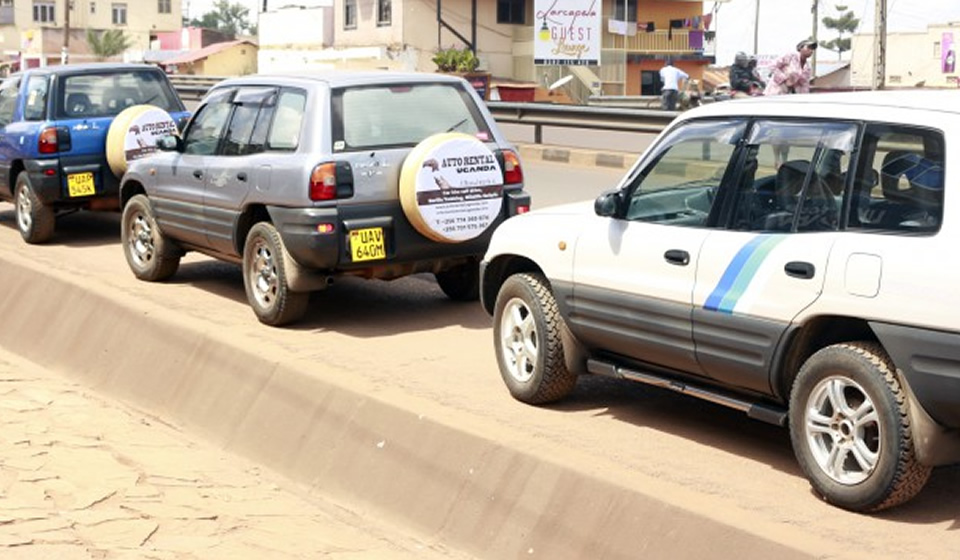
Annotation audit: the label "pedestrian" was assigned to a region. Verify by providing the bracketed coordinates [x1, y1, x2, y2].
[764, 39, 817, 96]
[729, 52, 757, 97]
[659, 59, 689, 111]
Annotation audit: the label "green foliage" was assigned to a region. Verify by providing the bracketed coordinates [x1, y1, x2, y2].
[188, 0, 255, 38]
[432, 47, 480, 73]
[821, 4, 859, 59]
[85, 29, 131, 60]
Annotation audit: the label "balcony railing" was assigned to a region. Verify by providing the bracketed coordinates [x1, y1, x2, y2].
[603, 25, 713, 56]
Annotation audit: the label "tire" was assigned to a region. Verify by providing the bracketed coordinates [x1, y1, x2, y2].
[121, 194, 181, 281]
[789, 342, 932, 512]
[15, 172, 55, 244]
[435, 260, 480, 301]
[243, 222, 309, 326]
[493, 273, 577, 404]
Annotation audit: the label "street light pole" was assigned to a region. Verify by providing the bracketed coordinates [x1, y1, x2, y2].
[753, 0, 759, 55]
[873, 0, 886, 89]
[811, 0, 818, 75]
[62, 0, 71, 64]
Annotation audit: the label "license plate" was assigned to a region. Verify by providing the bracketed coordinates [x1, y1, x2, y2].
[349, 227, 386, 262]
[67, 172, 95, 197]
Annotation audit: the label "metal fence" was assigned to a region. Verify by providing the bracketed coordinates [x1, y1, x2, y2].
[167, 75, 677, 144]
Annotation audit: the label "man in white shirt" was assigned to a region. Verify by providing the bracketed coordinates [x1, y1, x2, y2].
[659, 59, 689, 111]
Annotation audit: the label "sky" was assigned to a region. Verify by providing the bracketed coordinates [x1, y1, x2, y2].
[706, 0, 960, 65]
[183, 0, 263, 20]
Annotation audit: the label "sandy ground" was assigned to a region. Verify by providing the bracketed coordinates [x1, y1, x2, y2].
[0, 348, 470, 559]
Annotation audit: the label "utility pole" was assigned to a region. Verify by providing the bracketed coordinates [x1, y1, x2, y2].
[753, 0, 759, 55]
[873, 0, 886, 89]
[811, 0, 818, 76]
[62, 0, 71, 64]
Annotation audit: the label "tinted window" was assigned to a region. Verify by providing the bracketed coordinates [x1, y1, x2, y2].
[24, 75, 48, 121]
[58, 70, 182, 118]
[623, 119, 745, 226]
[0, 77, 20, 127]
[848, 125, 944, 234]
[730, 120, 857, 232]
[267, 90, 305, 150]
[183, 99, 232, 155]
[334, 83, 490, 151]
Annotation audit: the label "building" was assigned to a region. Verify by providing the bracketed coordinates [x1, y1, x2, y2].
[162, 39, 258, 75]
[850, 21, 960, 89]
[0, 0, 182, 69]
[257, 0, 728, 99]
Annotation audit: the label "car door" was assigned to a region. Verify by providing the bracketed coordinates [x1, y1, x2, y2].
[0, 76, 21, 197]
[202, 86, 280, 255]
[152, 88, 234, 248]
[692, 119, 859, 394]
[569, 119, 747, 375]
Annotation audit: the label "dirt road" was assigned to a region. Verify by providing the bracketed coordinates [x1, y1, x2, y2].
[0, 202, 956, 559]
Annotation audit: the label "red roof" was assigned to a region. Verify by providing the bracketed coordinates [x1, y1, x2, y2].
[162, 40, 257, 67]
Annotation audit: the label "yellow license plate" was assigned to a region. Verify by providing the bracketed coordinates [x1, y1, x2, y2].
[349, 227, 386, 262]
[67, 172, 95, 197]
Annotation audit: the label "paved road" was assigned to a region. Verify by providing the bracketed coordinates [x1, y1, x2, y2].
[0, 347, 471, 559]
[0, 160, 957, 559]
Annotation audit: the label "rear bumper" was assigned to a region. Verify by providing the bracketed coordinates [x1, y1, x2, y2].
[26, 156, 119, 207]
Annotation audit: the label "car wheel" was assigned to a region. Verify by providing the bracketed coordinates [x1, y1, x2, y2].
[121, 194, 181, 281]
[789, 341, 932, 512]
[493, 272, 577, 404]
[243, 222, 309, 326]
[15, 172, 55, 244]
[435, 260, 480, 301]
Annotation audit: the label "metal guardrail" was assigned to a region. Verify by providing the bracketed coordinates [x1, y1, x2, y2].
[167, 75, 678, 142]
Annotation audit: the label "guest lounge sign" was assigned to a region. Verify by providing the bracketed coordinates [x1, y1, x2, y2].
[534, 0, 601, 66]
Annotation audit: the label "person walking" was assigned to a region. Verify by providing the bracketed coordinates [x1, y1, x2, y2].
[659, 59, 689, 111]
[764, 39, 817, 96]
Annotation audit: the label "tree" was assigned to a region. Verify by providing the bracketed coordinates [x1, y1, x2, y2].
[821, 4, 859, 60]
[85, 29, 131, 61]
[188, 0, 256, 38]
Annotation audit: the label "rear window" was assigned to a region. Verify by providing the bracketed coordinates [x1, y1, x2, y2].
[58, 70, 182, 118]
[333, 82, 491, 151]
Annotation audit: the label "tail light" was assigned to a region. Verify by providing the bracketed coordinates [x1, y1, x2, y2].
[39, 126, 71, 154]
[309, 161, 354, 201]
[501, 149, 523, 185]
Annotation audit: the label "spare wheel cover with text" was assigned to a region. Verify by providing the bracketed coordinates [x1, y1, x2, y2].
[399, 132, 504, 243]
[106, 105, 178, 178]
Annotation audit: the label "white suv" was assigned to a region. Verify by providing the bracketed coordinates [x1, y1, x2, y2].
[480, 91, 959, 512]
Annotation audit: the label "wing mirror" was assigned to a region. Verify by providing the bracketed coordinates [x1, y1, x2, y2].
[156, 134, 183, 152]
[594, 190, 622, 217]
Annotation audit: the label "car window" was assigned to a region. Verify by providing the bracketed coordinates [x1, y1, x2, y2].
[23, 75, 49, 121]
[848, 125, 943, 234]
[622, 119, 745, 226]
[0, 77, 20, 127]
[334, 83, 491, 151]
[729, 120, 857, 232]
[58, 70, 182, 118]
[222, 104, 259, 156]
[267, 90, 305, 150]
[183, 99, 232, 156]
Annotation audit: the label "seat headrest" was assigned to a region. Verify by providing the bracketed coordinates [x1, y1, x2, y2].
[880, 151, 943, 205]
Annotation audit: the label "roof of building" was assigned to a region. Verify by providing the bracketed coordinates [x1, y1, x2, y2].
[162, 40, 258, 67]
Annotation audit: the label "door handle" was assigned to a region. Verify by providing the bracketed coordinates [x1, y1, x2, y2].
[664, 249, 690, 266]
[785, 261, 815, 279]
[192, 169, 203, 179]
[237, 171, 247, 182]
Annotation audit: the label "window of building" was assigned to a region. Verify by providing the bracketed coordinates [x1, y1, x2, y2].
[33, 1, 56, 23]
[613, 0, 636, 22]
[497, 0, 525, 24]
[158, 0, 171, 14]
[344, 0, 357, 29]
[377, 0, 391, 26]
[112, 3, 127, 25]
[90, 2, 96, 14]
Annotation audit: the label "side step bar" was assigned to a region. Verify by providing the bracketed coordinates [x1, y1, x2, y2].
[587, 359, 788, 427]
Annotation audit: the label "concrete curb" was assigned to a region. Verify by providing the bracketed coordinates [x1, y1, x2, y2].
[0, 252, 823, 560]
[516, 143, 638, 170]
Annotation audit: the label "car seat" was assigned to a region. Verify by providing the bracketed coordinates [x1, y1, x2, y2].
[65, 92, 92, 116]
[878, 151, 943, 229]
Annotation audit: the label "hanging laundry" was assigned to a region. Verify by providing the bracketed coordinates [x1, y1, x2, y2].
[669, 19, 684, 40]
[689, 30, 703, 50]
[703, 13, 713, 30]
[608, 19, 628, 35]
[692, 16, 701, 30]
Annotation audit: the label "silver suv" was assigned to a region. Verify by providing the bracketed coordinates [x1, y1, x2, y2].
[120, 71, 529, 325]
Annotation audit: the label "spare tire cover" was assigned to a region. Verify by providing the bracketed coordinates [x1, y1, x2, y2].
[399, 132, 504, 243]
[105, 105, 178, 178]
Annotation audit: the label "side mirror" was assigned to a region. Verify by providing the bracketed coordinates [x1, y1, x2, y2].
[594, 190, 622, 217]
[157, 134, 182, 152]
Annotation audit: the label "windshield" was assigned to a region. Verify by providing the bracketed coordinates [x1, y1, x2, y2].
[58, 70, 183, 118]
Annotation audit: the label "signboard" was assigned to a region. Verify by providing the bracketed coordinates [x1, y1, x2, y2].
[533, 0, 601, 66]
[943, 32, 955, 74]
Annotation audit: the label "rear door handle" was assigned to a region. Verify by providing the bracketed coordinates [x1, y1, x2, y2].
[785, 261, 815, 279]
[193, 169, 203, 179]
[237, 172, 247, 182]
[664, 249, 690, 266]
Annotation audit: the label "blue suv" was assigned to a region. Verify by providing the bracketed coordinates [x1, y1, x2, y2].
[0, 63, 188, 243]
